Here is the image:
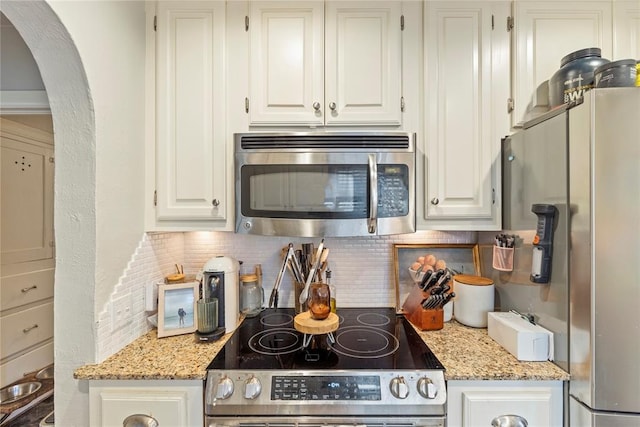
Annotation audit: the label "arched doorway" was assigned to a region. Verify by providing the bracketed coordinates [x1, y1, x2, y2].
[1, 1, 97, 425]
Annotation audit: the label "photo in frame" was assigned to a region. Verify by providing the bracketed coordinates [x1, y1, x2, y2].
[157, 281, 199, 338]
[393, 244, 480, 313]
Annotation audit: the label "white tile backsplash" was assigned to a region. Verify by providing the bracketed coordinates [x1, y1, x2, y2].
[96, 230, 477, 360]
[96, 232, 184, 361]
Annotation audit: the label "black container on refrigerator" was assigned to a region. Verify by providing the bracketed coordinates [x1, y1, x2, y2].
[548, 48, 609, 107]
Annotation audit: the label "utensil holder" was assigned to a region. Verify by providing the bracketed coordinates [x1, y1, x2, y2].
[294, 281, 306, 314]
[401, 285, 444, 331]
[492, 245, 514, 271]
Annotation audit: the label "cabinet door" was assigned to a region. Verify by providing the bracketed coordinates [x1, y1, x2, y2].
[1, 138, 54, 264]
[249, 1, 324, 126]
[512, 1, 612, 126]
[155, 1, 226, 220]
[422, 2, 508, 229]
[325, 1, 402, 126]
[613, 1, 640, 60]
[90, 381, 203, 427]
[448, 380, 564, 427]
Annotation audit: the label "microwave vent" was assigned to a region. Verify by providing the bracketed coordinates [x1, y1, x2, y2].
[239, 134, 411, 150]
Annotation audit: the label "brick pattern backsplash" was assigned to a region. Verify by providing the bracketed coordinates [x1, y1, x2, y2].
[96, 230, 476, 361]
[96, 232, 184, 361]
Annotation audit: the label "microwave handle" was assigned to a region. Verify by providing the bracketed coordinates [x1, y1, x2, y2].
[368, 154, 378, 234]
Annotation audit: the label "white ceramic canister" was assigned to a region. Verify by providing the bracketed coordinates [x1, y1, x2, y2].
[453, 275, 494, 328]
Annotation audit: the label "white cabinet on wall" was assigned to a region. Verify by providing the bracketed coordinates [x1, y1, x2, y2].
[613, 1, 640, 59]
[420, 1, 509, 231]
[448, 380, 564, 427]
[248, 1, 402, 127]
[1, 123, 54, 264]
[89, 380, 203, 427]
[0, 117, 54, 387]
[512, 1, 612, 126]
[154, 1, 227, 224]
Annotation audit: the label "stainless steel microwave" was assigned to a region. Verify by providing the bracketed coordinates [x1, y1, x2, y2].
[234, 132, 416, 237]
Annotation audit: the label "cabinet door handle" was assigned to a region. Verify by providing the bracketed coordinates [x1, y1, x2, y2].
[212, 199, 220, 207]
[123, 414, 159, 427]
[430, 198, 440, 205]
[492, 415, 528, 427]
[313, 101, 321, 111]
[329, 102, 337, 111]
[21, 285, 38, 293]
[23, 324, 39, 333]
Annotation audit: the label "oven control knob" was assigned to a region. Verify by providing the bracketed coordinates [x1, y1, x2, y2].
[244, 375, 262, 400]
[389, 376, 410, 399]
[215, 376, 234, 400]
[417, 376, 437, 399]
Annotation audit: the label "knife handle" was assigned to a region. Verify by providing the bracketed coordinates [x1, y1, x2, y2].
[421, 296, 434, 309]
[419, 270, 433, 289]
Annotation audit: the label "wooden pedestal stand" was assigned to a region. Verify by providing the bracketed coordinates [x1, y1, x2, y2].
[294, 311, 340, 347]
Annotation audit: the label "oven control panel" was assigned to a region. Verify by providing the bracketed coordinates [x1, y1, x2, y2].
[272, 375, 381, 401]
[205, 370, 446, 418]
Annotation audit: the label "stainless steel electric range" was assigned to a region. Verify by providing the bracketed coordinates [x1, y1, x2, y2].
[204, 307, 446, 427]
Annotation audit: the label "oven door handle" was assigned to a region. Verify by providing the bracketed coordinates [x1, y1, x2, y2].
[367, 154, 378, 234]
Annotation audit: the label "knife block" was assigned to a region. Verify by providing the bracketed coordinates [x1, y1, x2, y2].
[402, 285, 444, 331]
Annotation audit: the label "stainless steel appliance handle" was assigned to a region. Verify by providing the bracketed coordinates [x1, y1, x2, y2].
[368, 154, 378, 234]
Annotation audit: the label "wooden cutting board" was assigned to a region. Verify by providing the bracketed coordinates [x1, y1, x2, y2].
[294, 311, 339, 334]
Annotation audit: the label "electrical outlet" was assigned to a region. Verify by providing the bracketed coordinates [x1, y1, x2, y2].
[111, 292, 132, 331]
[145, 281, 159, 311]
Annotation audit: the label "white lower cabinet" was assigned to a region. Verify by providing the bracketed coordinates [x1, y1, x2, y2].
[447, 380, 564, 427]
[89, 380, 203, 427]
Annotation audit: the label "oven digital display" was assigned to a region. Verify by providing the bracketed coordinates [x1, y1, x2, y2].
[272, 375, 381, 401]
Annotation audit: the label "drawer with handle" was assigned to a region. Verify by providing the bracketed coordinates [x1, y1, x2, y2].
[0, 268, 54, 311]
[1, 302, 53, 358]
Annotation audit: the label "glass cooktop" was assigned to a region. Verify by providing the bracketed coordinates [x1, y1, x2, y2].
[207, 307, 444, 371]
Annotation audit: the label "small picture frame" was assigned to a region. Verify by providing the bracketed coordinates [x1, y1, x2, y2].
[393, 243, 480, 313]
[157, 281, 199, 338]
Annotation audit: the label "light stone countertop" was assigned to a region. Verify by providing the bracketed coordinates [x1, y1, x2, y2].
[74, 329, 233, 380]
[413, 321, 569, 381]
[74, 319, 569, 382]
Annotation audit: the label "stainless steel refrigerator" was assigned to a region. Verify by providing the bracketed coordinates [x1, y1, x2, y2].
[502, 88, 640, 426]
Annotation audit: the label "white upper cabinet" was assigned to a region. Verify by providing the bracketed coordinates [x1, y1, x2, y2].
[512, 1, 612, 126]
[613, 1, 640, 59]
[155, 1, 227, 222]
[249, 1, 324, 126]
[420, 1, 509, 230]
[1, 120, 54, 264]
[249, 1, 402, 127]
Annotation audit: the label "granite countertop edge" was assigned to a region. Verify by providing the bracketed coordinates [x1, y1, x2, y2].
[74, 319, 569, 382]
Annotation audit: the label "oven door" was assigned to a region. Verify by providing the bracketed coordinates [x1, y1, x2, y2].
[206, 416, 445, 427]
[235, 136, 415, 238]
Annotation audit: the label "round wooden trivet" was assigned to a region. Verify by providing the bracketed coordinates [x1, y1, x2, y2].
[294, 311, 339, 335]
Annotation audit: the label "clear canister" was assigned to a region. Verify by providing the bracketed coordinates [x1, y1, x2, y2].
[240, 273, 263, 317]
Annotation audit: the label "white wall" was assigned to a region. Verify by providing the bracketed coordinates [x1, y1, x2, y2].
[0, 13, 45, 91]
[0, 1, 146, 425]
